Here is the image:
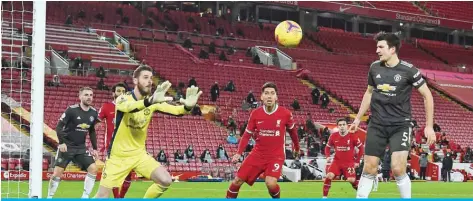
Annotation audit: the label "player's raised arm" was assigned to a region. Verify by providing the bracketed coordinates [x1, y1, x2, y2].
[152, 85, 203, 115]
[410, 68, 435, 145]
[115, 94, 151, 113]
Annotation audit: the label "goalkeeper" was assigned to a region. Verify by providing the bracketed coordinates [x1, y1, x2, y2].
[94, 66, 202, 198]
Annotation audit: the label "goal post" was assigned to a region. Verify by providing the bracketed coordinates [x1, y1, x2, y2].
[29, 1, 46, 198]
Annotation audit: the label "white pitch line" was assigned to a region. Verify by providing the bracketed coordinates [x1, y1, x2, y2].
[168, 187, 473, 197]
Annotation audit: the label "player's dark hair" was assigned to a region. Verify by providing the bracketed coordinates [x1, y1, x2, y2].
[336, 117, 348, 125]
[79, 87, 93, 95]
[133, 65, 153, 78]
[374, 32, 401, 54]
[261, 82, 278, 93]
[112, 83, 127, 92]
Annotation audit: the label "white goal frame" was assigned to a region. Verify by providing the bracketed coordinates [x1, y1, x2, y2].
[28, 1, 46, 198]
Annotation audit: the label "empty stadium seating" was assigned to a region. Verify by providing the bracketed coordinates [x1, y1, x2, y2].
[424, 1, 473, 21]
[367, 1, 426, 15]
[417, 39, 473, 73]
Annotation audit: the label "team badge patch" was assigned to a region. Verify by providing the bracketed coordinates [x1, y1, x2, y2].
[394, 74, 402, 82]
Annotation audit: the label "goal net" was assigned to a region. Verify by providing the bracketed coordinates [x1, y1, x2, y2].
[1, 1, 46, 198]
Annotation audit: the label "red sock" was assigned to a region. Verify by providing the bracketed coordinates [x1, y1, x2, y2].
[119, 174, 132, 198]
[323, 178, 332, 197]
[112, 187, 120, 198]
[351, 180, 359, 190]
[268, 184, 280, 199]
[226, 183, 241, 198]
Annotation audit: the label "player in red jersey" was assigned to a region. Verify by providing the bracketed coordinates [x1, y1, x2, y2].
[323, 118, 364, 198]
[226, 82, 300, 199]
[97, 83, 130, 198]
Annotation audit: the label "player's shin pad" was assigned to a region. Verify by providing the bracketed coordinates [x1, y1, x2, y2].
[143, 183, 169, 198]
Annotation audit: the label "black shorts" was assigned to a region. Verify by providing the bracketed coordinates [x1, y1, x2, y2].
[382, 170, 390, 179]
[54, 147, 95, 170]
[365, 122, 412, 158]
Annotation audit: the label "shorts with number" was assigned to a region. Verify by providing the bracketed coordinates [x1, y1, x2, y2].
[100, 152, 160, 188]
[236, 154, 283, 186]
[54, 148, 95, 171]
[365, 122, 412, 158]
[328, 162, 356, 178]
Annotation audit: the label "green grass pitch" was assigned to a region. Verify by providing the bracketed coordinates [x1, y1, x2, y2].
[1, 181, 472, 198]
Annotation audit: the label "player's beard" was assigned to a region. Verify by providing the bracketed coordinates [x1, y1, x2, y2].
[81, 99, 92, 107]
[137, 82, 151, 96]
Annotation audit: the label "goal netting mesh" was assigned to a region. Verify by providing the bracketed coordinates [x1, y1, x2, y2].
[1, 1, 46, 198]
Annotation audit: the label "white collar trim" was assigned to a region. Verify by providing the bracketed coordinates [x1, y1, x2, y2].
[263, 104, 279, 115]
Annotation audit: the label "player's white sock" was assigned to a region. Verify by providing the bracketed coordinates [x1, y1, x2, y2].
[356, 173, 375, 198]
[47, 176, 61, 198]
[81, 173, 97, 198]
[395, 174, 411, 198]
[372, 179, 378, 192]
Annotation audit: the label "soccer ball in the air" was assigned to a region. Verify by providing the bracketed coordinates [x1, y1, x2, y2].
[274, 20, 303, 47]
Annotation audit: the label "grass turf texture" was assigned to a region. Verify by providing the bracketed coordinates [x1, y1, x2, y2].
[1, 181, 472, 198]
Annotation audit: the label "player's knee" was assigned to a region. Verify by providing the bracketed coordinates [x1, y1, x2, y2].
[363, 163, 378, 175]
[264, 177, 278, 188]
[391, 166, 406, 177]
[53, 167, 65, 177]
[347, 177, 356, 183]
[232, 177, 244, 186]
[94, 186, 110, 198]
[160, 176, 173, 187]
[87, 164, 98, 175]
[326, 173, 335, 179]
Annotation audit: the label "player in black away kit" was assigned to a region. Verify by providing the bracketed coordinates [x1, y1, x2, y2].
[349, 32, 436, 198]
[47, 87, 99, 198]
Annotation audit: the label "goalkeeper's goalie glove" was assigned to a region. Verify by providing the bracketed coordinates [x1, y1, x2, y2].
[179, 85, 203, 110]
[148, 81, 174, 104]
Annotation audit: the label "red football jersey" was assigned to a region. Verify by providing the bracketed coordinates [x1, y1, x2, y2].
[238, 105, 300, 159]
[325, 132, 363, 165]
[98, 102, 115, 152]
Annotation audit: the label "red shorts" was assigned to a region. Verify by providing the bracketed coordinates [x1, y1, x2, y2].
[237, 153, 283, 186]
[327, 162, 356, 179]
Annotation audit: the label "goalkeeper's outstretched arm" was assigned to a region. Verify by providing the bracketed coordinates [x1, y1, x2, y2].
[151, 102, 192, 116]
[115, 96, 152, 113]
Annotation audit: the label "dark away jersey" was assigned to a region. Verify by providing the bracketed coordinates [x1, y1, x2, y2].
[56, 104, 98, 149]
[368, 60, 425, 126]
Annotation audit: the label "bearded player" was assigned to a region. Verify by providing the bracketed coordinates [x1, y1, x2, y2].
[97, 82, 131, 198]
[323, 118, 364, 198]
[226, 82, 300, 199]
[94, 66, 202, 198]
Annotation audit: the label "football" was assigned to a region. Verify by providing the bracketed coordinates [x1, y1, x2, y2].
[274, 20, 303, 47]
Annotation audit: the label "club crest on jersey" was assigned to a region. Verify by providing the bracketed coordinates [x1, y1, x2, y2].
[89, 116, 94, 122]
[144, 108, 151, 115]
[394, 74, 402, 82]
[275, 130, 280, 136]
[276, 120, 281, 127]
